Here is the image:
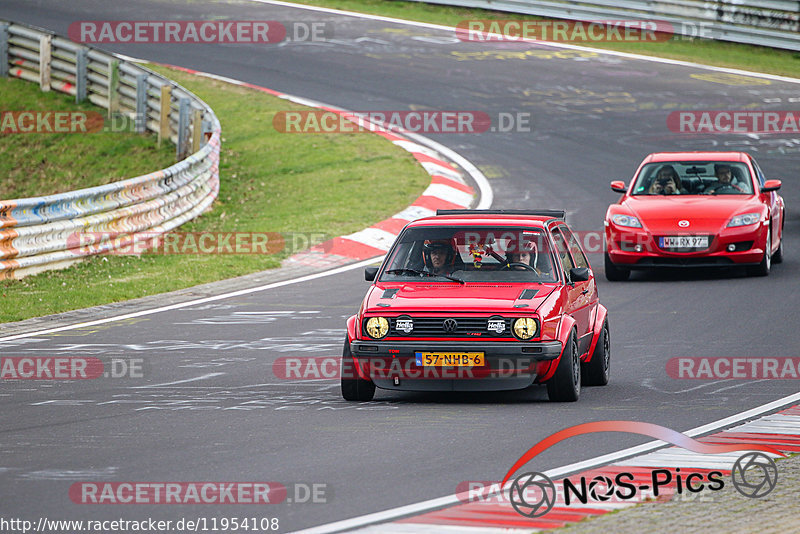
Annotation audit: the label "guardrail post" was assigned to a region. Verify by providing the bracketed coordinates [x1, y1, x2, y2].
[191, 109, 203, 152]
[75, 48, 87, 102]
[177, 97, 190, 160]
[158, 84, 172, 147]
[0, 24, 9, 78]
[135, 73, 147, 134]
[39, 34, 52, 91]
[108, 58, 119, 118]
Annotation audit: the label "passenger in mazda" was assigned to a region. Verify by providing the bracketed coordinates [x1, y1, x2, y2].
[648, 165, 684, 195]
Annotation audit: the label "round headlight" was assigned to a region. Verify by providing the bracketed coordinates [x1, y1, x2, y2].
[513, 318, 538, 340]
[365, 317, 389, 339]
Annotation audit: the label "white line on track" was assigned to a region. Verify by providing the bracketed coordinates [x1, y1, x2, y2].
[130, 372, 226, 388]
[252, 0, 800, 85]
[0, 257, 382, 343]
[291, 390, 800, 533]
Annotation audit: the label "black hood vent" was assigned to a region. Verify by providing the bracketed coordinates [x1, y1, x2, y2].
[518, 289, 538, 300]
[381, 288, 400, 299]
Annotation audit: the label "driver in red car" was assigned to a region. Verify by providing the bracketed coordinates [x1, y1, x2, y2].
[506, 238, 543, 274]
[705, 164, 745, 194]
[423, 239, 458, 275]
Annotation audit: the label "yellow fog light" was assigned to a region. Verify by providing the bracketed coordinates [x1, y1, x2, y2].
[365, 317, 389, 339]
[513, 318, 537, 340]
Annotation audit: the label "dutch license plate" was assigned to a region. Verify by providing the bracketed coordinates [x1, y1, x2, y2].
[415, 352, 484, 367]
[659, 236, 709, 249]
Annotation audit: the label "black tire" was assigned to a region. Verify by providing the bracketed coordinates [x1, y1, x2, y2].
[582, 319, 610, 386]
[747, 226, 771, 277]
[604, 252, 630, 281]
[340, 339, 375, 401]
[772, 229, 783, 264]
[547, 331, 581, 402]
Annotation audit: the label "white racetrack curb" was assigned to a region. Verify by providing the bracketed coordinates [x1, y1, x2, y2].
[157, 66, 492, 267]
[292, 393, 800, 534]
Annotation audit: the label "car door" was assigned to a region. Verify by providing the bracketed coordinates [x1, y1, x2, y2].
[750, 156, 782, 250]
[551, 225, 595, 354]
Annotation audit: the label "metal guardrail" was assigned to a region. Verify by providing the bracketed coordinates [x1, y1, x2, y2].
[0, 20, 221, 280]
[406, 0, 800, 51]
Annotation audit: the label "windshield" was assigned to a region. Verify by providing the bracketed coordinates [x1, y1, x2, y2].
[380, 226, 558, 283]
[631, 161, 754, 196]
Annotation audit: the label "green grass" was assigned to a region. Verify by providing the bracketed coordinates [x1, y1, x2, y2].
[0, 77, 176, 199]
[0, 66, 431, 322]
[289, 0, 800, 78]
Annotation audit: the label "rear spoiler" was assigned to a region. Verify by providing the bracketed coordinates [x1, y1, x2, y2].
[436, 209, 566, 219]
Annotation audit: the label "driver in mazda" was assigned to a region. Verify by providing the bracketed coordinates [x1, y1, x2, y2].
[705, 164, 745, 194]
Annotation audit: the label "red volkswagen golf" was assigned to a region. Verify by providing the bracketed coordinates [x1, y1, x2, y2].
[341, 210, 610, 402]
[604, 152, 785, 280]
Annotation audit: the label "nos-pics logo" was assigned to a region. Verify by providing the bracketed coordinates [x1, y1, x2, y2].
[501, 421, 781, 518]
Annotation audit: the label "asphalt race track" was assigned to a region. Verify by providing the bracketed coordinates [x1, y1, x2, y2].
[1, 1, 799, 531]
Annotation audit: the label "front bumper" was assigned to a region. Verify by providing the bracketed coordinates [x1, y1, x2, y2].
[605, 223, 765, 268]
[349, 339, 562, 392]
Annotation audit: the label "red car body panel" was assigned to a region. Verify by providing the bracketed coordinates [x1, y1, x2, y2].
[606, 151, 785, 270]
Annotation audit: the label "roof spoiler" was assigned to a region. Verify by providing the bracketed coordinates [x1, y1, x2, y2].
[436, 209, 566, 219]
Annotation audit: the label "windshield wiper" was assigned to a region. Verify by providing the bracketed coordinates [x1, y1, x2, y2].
[385, 268, 465, 284]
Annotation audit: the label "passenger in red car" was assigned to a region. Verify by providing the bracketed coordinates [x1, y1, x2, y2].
[649, 165, 684, 195]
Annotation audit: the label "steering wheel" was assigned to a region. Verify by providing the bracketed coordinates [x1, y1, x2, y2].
[706, 184, 736, 194]
[502, 262, 537, 271]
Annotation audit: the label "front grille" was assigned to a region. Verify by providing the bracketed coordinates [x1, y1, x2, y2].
[390, 316, 514, 338]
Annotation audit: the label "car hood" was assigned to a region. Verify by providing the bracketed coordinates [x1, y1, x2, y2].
[365, 283, 557, 314]
[622, 196, 762, 233]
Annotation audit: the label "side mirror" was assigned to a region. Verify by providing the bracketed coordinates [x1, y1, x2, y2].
[610, 181, 627, 194]
[570, 267, 590, 283]
[364, 266, 378, 281]
[761, 179, 781, 193]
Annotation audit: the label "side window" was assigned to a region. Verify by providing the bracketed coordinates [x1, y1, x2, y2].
[750, 157, 766, 186]
[561, 226, 590, 269]
[551, 227, 574, 277]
